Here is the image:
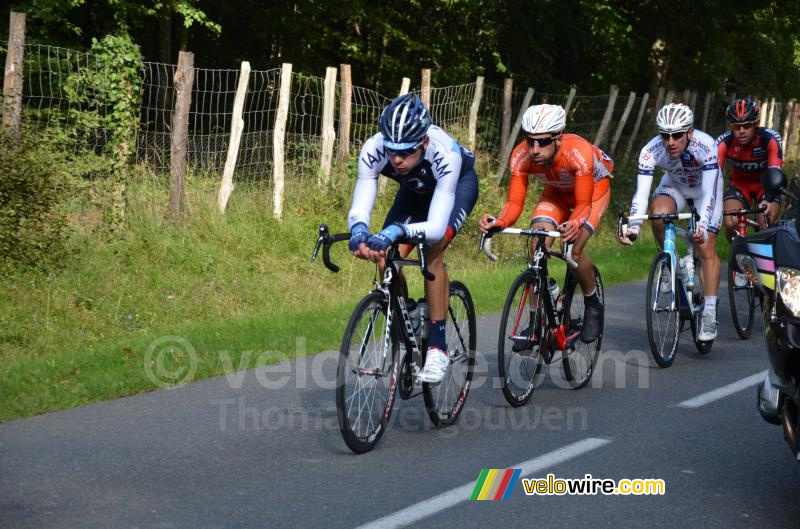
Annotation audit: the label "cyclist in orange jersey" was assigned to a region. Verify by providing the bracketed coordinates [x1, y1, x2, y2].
[479, 104, 613, 343]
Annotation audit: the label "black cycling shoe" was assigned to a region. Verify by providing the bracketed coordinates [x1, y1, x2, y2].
[511, 326, 533, 352]
[580, 301, 604, 343]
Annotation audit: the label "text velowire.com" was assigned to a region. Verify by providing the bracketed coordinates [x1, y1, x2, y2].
[523, 474, 665, 496]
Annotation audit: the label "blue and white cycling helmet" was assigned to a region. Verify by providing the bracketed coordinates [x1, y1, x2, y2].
[379, 94, 432, 150]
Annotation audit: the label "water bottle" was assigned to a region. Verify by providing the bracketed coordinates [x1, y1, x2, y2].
[548, 278, 561, 309]
[417, 299, 430, 340]
[406, 298, 422, 339]
[683, 256, 695, 290]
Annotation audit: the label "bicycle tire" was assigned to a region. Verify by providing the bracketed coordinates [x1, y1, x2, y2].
[728, 268, 755, 339]
[423, 281, 477, 426]
[336, 291, 399, 454]
[497, 271, 545, 407]
[561, 265, 603, 389]
[646, 252, 680, 368]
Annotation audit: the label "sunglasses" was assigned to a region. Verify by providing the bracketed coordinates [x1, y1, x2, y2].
[385, 142, 423, 157]
[659, 131, 686, 140]
[730, 122, 756, 131]
[525, 135, 559, 147]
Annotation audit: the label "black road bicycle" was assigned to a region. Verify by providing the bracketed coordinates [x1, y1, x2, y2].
[480, 224, 603, 407]
[723, 205, 767, 339]
[312, 224, 476, 453]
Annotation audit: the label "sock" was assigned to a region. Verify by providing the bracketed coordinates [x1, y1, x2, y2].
[428, 319, 447, 352]
[704, 296, 717, 316]
[583, 288, 600, 306]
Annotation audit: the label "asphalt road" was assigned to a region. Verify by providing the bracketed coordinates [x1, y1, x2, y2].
[2, 270, 799, 528]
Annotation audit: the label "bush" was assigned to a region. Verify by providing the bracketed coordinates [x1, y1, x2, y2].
[0, 132, 72, 270]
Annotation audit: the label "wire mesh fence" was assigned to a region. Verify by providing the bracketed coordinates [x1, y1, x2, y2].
[2, 42, 799, 191]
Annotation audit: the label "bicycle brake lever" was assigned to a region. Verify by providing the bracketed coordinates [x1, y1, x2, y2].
[311, 224, 328, 262]
[416, 235, 436, 281]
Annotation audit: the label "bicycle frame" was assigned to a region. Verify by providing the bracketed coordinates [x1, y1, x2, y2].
[481, 227, 578, 360]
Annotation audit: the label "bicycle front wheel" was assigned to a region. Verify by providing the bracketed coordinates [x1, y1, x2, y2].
[336, 291, 399, 454]
[646, 252, 680, 368]
[423, 281, 477, 427]
[497, 272, 545, 407]
[561, 265, 603, 389]
[728, 267, 755, 339]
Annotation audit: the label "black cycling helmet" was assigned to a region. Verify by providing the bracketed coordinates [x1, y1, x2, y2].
[379, 94, 432, 150]
[726, 98, 759, 124]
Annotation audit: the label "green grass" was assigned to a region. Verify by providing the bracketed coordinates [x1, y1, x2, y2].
[0, 164, 661, 422]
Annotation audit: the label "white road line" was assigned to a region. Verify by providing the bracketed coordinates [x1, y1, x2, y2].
[677, 370, 768, 408]
[353, 437, 611, 529]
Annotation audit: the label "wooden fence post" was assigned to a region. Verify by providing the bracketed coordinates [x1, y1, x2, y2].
[610, 91, 636, 155]
[500, 78, 513, 159]
[767, 98, 776, 129]
[2, 11, 26, 140]
[623, 92, 649, 162]
[681, 89, 690, 104]
[337, 64, 352, 160]
[496, 87, 534, 185]
[468, 76, 484, 151]
[563, 87, 577, 115]
[399, 77, 410, 96]
[318, 66, 337, 186]
[688, 91, 698, 111]
[593, 85, 619, 148]
[273, 63, 292, 221]
[759, 100, 768, 127]
[420, 69, 431, 107]
[218, 61, 250, 213]
[654, 86, 665, 111]
[701, 91, 712, 130]
[664, 90, 674, 105]
[169, 50, 194, 218]
[782, 99, 796, 142]
[788, 104, 800, 162]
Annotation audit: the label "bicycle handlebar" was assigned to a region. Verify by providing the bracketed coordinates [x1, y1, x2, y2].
[479, 218, 577, 269]
[311, 224, 436, 280]
[617, 208, 700, 242]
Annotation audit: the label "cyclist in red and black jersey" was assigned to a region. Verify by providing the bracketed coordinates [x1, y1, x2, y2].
[717, 98, 783, 240]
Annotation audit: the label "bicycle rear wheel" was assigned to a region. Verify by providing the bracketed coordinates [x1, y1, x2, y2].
[646, 252, 680, 368]
[561, 265, 603, 389]
[423, 281, 477, 426]
[728, 267, 755, 339]
[336, 291, 399, 454]
[497, 272, 545, 407]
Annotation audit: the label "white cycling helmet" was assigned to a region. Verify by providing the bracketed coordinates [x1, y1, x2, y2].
[656, 103, 694, 133]
[521, 104, 566, 135]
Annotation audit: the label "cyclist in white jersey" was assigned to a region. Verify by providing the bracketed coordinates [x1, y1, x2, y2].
[618, 103, 723, 341]
[347, 94, 479, 383]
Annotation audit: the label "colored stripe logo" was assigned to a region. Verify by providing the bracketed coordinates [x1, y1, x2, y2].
[470, 469, 521, 500]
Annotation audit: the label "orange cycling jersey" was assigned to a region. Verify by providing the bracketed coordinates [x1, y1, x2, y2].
[497, 134, 614, 228]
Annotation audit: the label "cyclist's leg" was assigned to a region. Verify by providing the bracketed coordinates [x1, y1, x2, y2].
[573, 178, 610, 342]
[531, 186, 569, 247]
[420, 168, 478, 382]
[723, 182, 749, 240]
[696, 179, 723, 340]
[650, 179, 681, 249]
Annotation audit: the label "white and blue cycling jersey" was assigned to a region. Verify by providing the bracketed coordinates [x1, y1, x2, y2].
[630, 129, 722, 232]
[348, 124, 476, 242]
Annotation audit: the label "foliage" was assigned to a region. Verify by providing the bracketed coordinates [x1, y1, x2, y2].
[0, 132, 73, 271]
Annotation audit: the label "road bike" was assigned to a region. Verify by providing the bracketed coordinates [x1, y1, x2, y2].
[723, 205, 767, 339]
[618, 206, 711, 368]
[480, 224, 603, 407]
[312, 224, 476, 453]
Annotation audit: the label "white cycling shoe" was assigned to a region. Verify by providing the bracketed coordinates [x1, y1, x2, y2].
[417, 347, 450, 384]
[698, 312, 718, 341]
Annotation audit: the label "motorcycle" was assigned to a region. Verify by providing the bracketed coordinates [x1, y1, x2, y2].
[730, 167, 800, 461]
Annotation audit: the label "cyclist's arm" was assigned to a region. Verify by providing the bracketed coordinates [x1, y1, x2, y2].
[767, 133, 783, 168]
[716, 137, 728, 172]
[629, 139, 660, 228]
[347, 136, 385, 230]
[697, 150, 722, 231]
[495, 142, 530, 227]
[403, 144, 463, 242]
[566, 144, 595, 227]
